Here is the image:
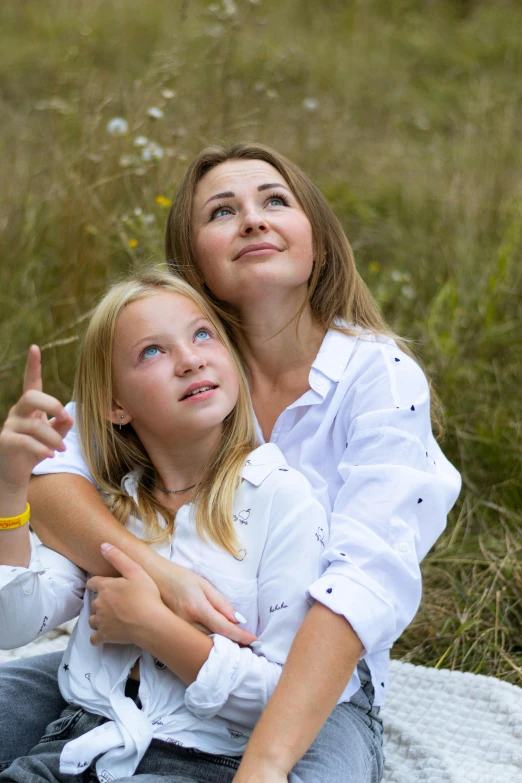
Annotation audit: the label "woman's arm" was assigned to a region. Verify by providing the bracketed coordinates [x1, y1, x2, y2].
[29, 474, 256, 644]
[233, 604, 362, 781]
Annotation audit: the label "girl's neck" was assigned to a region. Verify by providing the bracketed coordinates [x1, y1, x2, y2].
[135, 425, 221, 502]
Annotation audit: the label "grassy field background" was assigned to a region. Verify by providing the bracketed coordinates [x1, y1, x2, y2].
[1, 0, 521, 681]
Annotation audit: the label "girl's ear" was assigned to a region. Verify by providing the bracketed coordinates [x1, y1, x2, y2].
[108, 399, 132, 427]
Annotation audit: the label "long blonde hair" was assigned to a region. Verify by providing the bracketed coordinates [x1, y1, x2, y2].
[73, 267, 257, 555]
[165, 142, 443, 434]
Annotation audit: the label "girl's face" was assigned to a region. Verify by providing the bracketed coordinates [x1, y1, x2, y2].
[191, 159, 314, 309]
[110, 291, 239, 442]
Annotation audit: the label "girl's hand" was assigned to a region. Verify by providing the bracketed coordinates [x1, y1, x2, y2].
[87, 544, 166, 646]
[0, 346, 73, 496]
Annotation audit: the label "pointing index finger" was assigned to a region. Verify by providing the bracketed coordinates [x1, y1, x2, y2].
[23, 345, 43, 394]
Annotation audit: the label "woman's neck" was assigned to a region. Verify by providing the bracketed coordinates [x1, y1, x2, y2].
[236, 301, 326, 388]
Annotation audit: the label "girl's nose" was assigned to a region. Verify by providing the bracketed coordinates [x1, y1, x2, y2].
[175, 347, 206, 375]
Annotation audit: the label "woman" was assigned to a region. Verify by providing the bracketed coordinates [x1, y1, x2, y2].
[0, 270, 325, 783]
[0, 143, 461, 783]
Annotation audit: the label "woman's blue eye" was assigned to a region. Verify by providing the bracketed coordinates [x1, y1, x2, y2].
[211, 205, 232, 220]
[195, 328, 211, 341]
[268, 197, 284, 206]
[142, 346, 160, 359]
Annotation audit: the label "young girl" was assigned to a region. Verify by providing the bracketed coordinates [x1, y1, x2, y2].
[0, 143, 461, 783]
[0, 269, 326, 783]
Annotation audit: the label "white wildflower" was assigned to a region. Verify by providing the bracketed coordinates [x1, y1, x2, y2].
[142, 213, 156, 225]
[223, 0, 237, 15]
[106, 117, 129, 136]
[119, 155, 135, 168]
[134, 207, 143, 216]
[134, 135, 149, 147]
[266, 88, 278, 99]
[205, 23, 225, 37]
[161, 89, 176, 100]
[147, 107, 164, 120]
[141, 141, 164, 162]
[391, 270, 402, 282]
[401, 285, 416, 300]
[303, 98, 318, 112]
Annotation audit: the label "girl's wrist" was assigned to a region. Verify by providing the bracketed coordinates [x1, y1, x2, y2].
[0, 483, 30, 520]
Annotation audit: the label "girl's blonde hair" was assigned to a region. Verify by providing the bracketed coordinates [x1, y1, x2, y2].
[73, 267, 257, 555]
[165, 142, 443, 434]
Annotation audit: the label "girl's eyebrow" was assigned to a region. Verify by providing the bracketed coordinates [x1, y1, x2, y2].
[202, 182, 290, 208]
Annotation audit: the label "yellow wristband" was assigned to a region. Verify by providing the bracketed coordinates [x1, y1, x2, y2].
[0, 503, 30, 530]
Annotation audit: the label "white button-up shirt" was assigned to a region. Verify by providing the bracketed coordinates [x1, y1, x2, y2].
[1, 444, 324, 779]
[32, 325, 461, 709]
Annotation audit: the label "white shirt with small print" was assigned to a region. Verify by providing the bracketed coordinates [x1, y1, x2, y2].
[31, 324, 461, 708]
[0, 444, 324, 779]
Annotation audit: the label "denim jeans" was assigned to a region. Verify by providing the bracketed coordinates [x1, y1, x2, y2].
[0, 653, 383, 782]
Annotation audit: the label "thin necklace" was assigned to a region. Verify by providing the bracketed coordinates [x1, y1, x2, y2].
[156, 481, 200, 495]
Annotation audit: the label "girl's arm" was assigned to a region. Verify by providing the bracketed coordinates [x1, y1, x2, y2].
[87, 544, 213, 683]
[86, 467, 327, 728]
[0, 345, 73, 568]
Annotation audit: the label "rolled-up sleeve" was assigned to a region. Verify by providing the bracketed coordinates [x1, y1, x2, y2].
[185, 471, 325, 726]
[308, 343, 461, 655]
[0, 539, 86, 649]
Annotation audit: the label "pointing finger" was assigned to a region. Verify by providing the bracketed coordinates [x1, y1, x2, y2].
[23, 345, 43, 395]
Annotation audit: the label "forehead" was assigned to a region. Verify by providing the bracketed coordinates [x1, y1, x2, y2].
[116, 291, 204, 334]
[194, 159, 289, 204]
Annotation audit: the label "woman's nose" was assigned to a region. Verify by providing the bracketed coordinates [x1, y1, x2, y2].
[240, 207, 269, 235]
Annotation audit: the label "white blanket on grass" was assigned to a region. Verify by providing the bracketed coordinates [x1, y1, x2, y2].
[1, 631, 522, 782]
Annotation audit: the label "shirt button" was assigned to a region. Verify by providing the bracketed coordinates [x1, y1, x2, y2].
[398, 542, 409, 553]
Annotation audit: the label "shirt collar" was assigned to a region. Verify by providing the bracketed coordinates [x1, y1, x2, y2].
[310, 321, 359, 384]
[120, 443, 286, 496]
[240, 443, 288, 486]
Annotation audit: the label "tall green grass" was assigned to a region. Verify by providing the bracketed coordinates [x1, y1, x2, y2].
[1, 0, 520, 681]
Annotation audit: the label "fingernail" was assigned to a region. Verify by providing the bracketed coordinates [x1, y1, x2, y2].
[58, 410, 69, 421]
[249, 641, 262, 649]
[100, 543, 114, 553]
[234, 611, 247, 624]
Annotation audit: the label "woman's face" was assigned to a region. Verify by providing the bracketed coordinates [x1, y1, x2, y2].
[110, 291, 239, 443]
[191, 159, 314, 310]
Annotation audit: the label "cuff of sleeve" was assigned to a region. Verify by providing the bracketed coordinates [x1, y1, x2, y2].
[184, 635, 240, 720]
[308, 571, 398, 654]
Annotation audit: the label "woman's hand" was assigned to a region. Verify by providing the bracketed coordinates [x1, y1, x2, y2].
[0, 346, 72, 500]
[152, 556, 258, 645]
[87, 544, 166, 646]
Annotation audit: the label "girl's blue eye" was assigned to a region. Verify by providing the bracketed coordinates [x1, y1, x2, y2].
[195, 328, 211, 341]
[142, 346, 160, 359]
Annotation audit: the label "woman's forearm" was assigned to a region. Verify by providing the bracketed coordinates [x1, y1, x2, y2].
[236, 602, 363, 777]
[28, 474, 163, 577]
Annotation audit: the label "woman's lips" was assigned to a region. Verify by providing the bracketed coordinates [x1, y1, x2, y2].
[234, 243, 281, 260]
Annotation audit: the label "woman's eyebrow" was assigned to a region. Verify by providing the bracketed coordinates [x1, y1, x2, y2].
[202, 182, 291, 208]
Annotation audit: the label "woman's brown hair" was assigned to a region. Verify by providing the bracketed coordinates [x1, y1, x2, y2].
[165, 142, 443, 434]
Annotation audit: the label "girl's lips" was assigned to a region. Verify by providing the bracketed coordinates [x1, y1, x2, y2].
[180, 387, 218, 403]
